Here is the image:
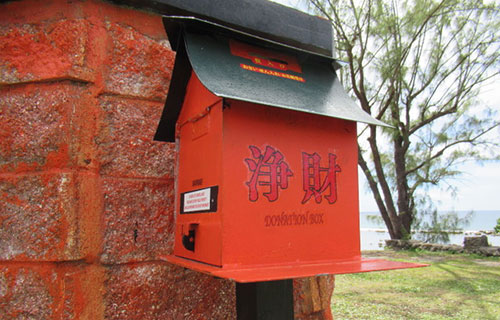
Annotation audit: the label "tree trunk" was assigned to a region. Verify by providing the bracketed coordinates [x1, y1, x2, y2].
[394, 135, 412, 239]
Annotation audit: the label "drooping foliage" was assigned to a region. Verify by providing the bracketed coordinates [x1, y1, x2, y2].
[309, 0, 500, 239]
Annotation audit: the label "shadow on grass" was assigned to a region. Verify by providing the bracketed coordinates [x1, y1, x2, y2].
[434, 263, 498, 320]
[334, 251, 500, 319]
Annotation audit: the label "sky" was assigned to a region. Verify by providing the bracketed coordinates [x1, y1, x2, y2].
[271, 0, 500, 212]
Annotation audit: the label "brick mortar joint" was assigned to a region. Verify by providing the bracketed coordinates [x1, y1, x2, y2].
[0, 168, 100, 178]
[99, 259, 171, 267]
[0, 259, 171, 266]
[0, 259, 92, 267]
[0, 78, 93, 89]
[99, 173, 174, 182]
[97, 91, 168, 104]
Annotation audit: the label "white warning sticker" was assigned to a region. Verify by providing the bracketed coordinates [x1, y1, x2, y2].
[183, 188, 211, 213]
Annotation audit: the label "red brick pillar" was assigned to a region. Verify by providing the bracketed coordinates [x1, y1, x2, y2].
[0, 1, 334, 319]
[294, 276, 335, 320]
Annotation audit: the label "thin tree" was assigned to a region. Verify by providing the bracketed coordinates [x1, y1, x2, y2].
[309, 0, 500, 239]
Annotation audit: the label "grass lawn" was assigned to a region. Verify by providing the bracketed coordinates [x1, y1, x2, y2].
[331, 250, 500, 320]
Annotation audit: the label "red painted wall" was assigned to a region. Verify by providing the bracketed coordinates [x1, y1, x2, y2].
[0, 0, 334, 318]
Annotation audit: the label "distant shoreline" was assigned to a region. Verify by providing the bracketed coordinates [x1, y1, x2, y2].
[361, 227, 500, 250]
[361, 227, 499, 235]
[360, 210, 500, 234]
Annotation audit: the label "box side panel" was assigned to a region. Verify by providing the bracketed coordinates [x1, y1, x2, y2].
[221, 100, 360, 267]
[174, 72, 224, 266]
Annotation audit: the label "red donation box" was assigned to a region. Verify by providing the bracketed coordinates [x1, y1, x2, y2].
[154, 17, 425, 282]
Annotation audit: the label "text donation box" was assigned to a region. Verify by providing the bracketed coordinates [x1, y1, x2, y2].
[155, 17, 426, 282]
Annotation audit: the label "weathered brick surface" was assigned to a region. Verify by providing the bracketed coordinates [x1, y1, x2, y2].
[0, 263, 105, 320]
[96, 96, 175, 179]
[105, 263, 236, 320]
[0, 0, 336, 319]
[0, 172, 82, 261]
[294, 275, 335, 320]
[0, 265, 57, 319]
[100, 178, 174, 264]
[104, 22, 174, 101]
[0, 83, 82, 173]
[69, 89, 101, 171]
[75, 172, 104, 261]
[0, 19, 94, 84]
[62, 264, 106, 320]
[0, 0, 173, 90]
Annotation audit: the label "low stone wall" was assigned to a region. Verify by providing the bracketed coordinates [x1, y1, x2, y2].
[385, 236, 500, 257]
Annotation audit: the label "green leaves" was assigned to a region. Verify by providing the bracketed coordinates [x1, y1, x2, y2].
[309, 0, 500, 239]
[415, 209, 473, 243]
[494, 218, 500, 234]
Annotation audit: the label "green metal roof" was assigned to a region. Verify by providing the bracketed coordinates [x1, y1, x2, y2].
[187, 32, 386, 123]
[154, 21, 386, 142]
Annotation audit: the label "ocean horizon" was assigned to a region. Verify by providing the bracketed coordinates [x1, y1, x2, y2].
[360, 210, 500, 251]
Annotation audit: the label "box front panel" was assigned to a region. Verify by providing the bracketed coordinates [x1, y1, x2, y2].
[222, 101, 360, 266]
